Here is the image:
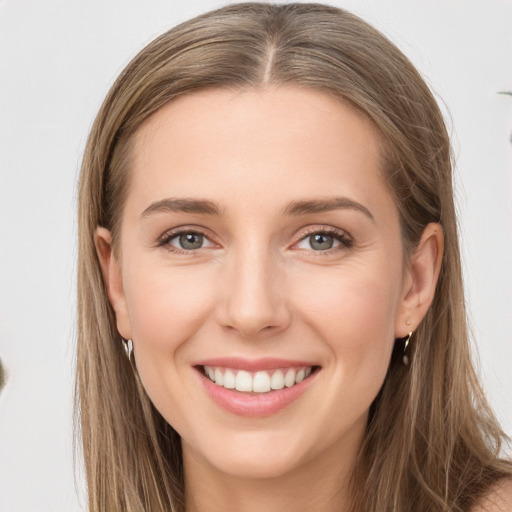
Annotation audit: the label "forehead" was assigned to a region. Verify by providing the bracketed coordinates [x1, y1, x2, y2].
[127, 86, 391, 220]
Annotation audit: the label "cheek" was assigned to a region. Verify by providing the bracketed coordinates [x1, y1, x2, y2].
[292, 262, 401, 395]
[289, 267, 401, 439]
[122, 264, 217, 426]
[295, 262, 401, 345]
[124, 264, 214, 352]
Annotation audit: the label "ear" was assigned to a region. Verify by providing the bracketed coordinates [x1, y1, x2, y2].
[94, 227, 133, 340]
[395, 223, 444, 338]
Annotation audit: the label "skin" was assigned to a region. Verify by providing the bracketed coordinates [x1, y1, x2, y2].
[96, 87, 444, 512]
[473, 479, 512, 512]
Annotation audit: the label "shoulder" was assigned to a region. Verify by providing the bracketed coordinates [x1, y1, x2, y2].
[472, 477, 512, 512]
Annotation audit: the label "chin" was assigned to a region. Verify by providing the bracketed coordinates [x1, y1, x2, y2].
[188, 427, 317, 480]
[214, 448, 307, 480]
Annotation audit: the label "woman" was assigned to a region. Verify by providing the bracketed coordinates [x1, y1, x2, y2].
[76, 3, 512, 511]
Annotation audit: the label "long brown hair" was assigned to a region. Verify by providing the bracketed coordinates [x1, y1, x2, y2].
[76, 3, 511, 511]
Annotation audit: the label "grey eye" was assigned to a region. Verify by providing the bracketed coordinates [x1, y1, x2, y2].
[162, 229, 216, 253]
[178, 232, 204, 250]
[309, 233, 334, 250]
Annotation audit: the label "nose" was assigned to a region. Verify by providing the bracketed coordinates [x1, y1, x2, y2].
[216, 243, 292, 339]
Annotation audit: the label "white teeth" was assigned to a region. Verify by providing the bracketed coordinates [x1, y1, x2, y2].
[203, 366, 315, 393]
[284, 369, 296, 388]
[223, 369, 236, 389]
[214, 368, 224, 386]
[270, 370, 285, 390]
[253, 371, 271, 393]
[235, 370, 253, 392]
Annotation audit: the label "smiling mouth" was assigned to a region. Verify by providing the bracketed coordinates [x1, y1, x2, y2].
[199, 365, 320, 394]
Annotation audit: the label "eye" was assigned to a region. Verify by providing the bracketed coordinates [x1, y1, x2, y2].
[295, 228, 353, 252]
[174, 232, 205, 250]
[159, 229, 216, 253]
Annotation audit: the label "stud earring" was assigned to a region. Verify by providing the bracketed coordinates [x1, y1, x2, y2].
[402, 332, 413, 366]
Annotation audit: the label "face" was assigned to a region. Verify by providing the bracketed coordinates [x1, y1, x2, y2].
[102, 87, 418, 482]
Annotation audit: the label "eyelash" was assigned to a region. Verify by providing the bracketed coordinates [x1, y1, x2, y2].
[157, 226, 353, 255]
[157, 228, 214, 256]
[296, 226, 353, 253]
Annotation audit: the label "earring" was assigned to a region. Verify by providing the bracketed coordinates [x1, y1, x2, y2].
[402, 332, 413, 366]
[122, 338, 134, 363]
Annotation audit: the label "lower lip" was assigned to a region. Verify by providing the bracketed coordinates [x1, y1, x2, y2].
[197, 368, 318, 417]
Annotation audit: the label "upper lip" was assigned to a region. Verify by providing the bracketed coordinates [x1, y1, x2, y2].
[193, 357, 318, 372]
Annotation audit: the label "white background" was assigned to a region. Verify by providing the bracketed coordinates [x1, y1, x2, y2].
[0, 1, 511, 510]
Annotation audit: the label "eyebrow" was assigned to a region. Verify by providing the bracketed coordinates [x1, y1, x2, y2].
[140, 198, 224, 219]
[140, 196, 374, 222]
[282, 197, 374, 221]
